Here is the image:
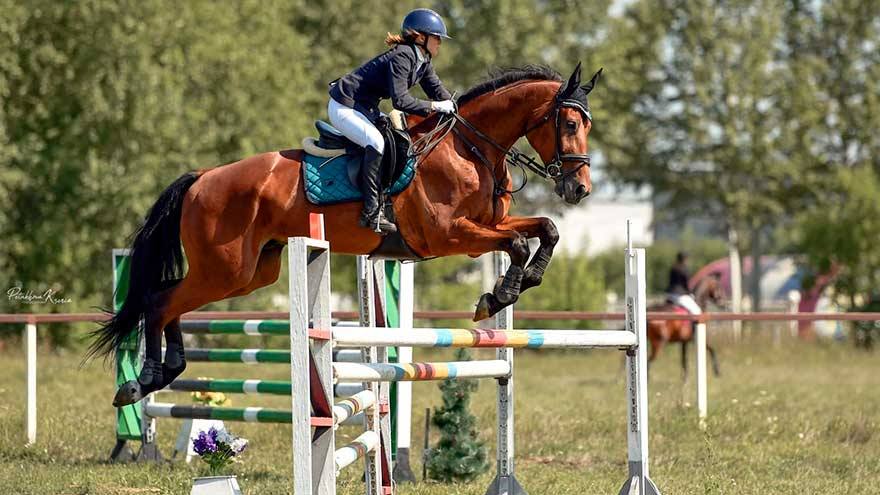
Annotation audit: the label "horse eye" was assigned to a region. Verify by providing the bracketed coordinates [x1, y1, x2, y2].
[566, 120, 578, 132]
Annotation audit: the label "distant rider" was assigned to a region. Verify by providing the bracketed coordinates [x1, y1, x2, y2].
[667, 251, 701, 320]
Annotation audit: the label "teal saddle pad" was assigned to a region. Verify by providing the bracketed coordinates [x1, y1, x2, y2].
[302, 152, 417, 205]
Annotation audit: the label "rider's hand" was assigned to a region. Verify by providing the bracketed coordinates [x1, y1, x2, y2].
[431, 100, 456, 114]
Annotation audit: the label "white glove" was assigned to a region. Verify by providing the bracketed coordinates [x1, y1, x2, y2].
[431, 100, 456, 114]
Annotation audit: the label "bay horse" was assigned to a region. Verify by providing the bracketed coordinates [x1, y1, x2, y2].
[647, 275, 723, 377]
[90, 63, 603, 407]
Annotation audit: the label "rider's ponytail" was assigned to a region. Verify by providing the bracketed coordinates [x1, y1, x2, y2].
[385, 29, 420, 47]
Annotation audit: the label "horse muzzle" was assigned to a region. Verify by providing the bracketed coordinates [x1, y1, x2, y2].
[556, 177, 591, 204]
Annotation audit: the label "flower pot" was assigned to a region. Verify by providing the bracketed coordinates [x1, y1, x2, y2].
[190, 475, 242, 495]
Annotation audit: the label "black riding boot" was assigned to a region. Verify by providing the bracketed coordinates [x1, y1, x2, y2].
[359, 146, 397, 234]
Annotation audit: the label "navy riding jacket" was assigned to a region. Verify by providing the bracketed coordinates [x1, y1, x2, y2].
[666, 264, 691, 295]
[329, 43, 452, 122]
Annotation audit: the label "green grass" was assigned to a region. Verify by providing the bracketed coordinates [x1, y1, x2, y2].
[1, 334, 878, 494]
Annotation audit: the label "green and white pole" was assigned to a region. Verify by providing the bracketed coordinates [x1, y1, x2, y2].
[110, 249, 151, 462]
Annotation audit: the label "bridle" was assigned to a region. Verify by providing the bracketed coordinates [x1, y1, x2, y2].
[434, 87, 592, 196]
[522, 92, 593, 181]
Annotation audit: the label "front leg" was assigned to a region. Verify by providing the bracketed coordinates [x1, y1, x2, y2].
[429, 218, 530, 321]
[496, 216, 559, 293]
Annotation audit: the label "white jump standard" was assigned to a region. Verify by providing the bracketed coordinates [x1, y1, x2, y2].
[287, 224, 662, 495]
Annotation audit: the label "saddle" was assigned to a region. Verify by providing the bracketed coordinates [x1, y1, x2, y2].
[302, 115, 413, 193]
[299, 112, 422, 259]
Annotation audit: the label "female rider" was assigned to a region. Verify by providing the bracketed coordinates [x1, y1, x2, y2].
[328, 8, 455, 234]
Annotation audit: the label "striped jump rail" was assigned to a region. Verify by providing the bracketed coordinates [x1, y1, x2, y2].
[185, 348, 288, 364]
[165, 379, 364, 398]
[179, 319, 374, 336]
[334, 431, 380, 474]
[332, 327, 637, 349]
[144, 402, 366, 426]
[181, 319, 288, 336]
[183, 348, 364, 364]
[332, 390, 376, 426]
[333, 360, 512, 382]
[167, 378, 291, 395]
[144, 402, 292, 423]
[180, 320, 637, 350]
[180, 353, 510, 383]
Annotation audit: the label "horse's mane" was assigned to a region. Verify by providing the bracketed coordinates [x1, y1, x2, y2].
[457, 65, 563, 107]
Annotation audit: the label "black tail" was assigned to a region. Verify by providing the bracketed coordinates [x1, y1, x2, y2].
[87, 171, 201, 363]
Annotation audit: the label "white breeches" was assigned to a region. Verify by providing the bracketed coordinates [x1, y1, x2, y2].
[327, 97, 384, 152]
[669, 294, 702, 315]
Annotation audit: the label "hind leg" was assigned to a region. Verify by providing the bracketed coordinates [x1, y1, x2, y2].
[162, 318, 186, 383]
[680, 340, 689, 382]
[159, 248, 281, 385]
[113, 276, 237, 407]
[647, 335, 664, 374]
[159, 243, 283, 387]
[155, 240, 283, 383]
[224, 243, 284, 298]
[114, 240, 266, 406]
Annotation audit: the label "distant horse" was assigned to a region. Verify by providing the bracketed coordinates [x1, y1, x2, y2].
[647, 275, 723, 377]
[90, 63, 603, 406]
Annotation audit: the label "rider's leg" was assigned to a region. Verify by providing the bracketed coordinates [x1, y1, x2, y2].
[359, 145, 396, 233]
[675, 294, 702, 334]
[328, 98, 384, 150]
[327, 98, 396, 233]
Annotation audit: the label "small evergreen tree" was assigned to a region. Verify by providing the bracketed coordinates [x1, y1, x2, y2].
[425, 348, 489, 482]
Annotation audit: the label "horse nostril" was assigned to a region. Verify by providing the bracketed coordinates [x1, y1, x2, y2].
[576, 185, 589, 198]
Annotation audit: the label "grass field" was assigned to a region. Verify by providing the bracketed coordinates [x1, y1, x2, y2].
[1, 332, 878, 494]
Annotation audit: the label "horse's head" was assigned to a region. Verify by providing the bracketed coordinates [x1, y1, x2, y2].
[525, 62, 602, 205]
[700, 273, 724, 307]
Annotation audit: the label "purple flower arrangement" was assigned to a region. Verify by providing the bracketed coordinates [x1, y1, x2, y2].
[192, 426, 248, 475]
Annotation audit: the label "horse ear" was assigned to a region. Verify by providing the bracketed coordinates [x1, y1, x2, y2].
[560, 61, 582, 98]
[581, 68, 603, 95]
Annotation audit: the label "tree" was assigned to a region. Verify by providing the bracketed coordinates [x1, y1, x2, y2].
[595, 0, 880, 309]
[426, 347, 489, 482]
[796, 167, 880, 310]
[809, 0, 880, 175]
[0, 0, 313, 321]
[288, 1, 413, 121]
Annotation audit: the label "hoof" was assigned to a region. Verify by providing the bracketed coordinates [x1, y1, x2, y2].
[473, 292, 503, 322]
[113, 380, 145, 407]
[473, 293, 492, 321]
